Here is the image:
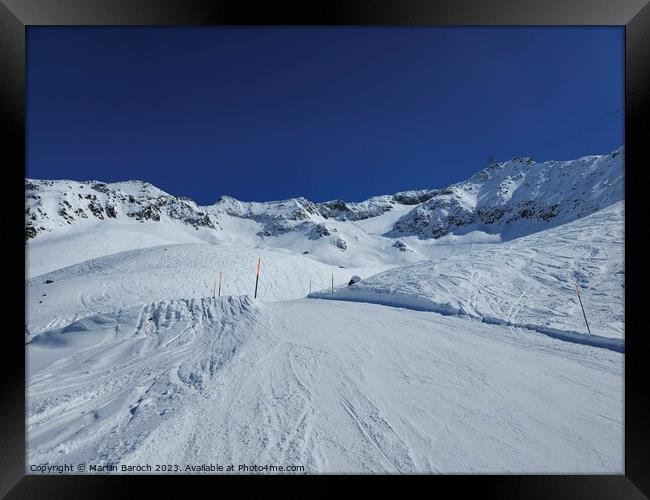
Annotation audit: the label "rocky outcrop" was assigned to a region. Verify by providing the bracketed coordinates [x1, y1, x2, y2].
[389, 148, 623, 239]
[25, 179, 219, 241]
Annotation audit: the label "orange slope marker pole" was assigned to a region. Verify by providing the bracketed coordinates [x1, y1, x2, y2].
[254, 258, 261, 299]
[574, 282, 591, 334]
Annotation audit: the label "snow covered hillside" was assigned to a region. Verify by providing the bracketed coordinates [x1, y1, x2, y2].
[312, 201, 624, 349]
[26, 179, 219, 240]
[25, 147, 625, 473]
[389, 147, 623, 240]
[26, 243, 392, 337]
[27, 297, 622, 473]
[26, 147, 624, 274]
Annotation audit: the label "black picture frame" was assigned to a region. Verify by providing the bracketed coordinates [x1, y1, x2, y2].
[2, 0, 648, 497]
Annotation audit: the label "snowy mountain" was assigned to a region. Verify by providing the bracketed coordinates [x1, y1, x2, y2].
[25, 179, 219, 241]
[24, 147, 625, 474]
[26, 148, 624, 262]
[389, 147, 623, 240]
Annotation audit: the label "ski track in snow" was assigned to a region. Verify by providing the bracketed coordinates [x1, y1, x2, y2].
[26, 243, 392, 338]
[25, 207, 625, 472]
[25, 157, 625, 473]
[27, 297, 622, 473]
[310, 202, 625, 351]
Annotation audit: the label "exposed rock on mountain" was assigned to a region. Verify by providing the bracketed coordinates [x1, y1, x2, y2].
[26, 147, 623, 246]
[388, 148, 623, 239]
[26, 179, 219, 241]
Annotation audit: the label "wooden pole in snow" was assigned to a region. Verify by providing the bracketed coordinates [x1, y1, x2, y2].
[331, 273, 334, 294]
[254, 258, 261, 299]
[309, 280, 311, 295]
[574, 283, 591, 334]
[218, 271, 222, 298]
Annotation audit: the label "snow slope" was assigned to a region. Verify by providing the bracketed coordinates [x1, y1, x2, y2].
[26, 147, 624, 274]
[27, 297, 622, 473]
[312, 202, 624, 348]
[26, 221, 220, 278]
[26, 179, 218, 241]
[24, 147, 625, 473]
[25, 179, 224, 277]
[389, 147, 623, 240]
[26, 183, 423, 276]
[26, 243, 391, 336]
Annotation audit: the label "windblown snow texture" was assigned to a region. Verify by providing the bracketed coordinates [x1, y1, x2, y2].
[311, 202, 624, 349]
[25, 147, 624, 473]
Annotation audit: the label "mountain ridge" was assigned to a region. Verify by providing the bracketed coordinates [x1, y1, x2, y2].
[26, 147, 623, 245]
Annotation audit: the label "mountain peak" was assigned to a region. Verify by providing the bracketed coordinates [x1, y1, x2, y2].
[26, 147, 623, 245]
[390, 147, 623, 240]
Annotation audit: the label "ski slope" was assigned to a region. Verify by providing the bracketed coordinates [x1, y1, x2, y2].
[26, 243, 391, 337]
[27, 296, 623, 473]
[25, 202, 625, 473]
[25, 148, 625, 473]
[312, 202, 624, 349]
[26, 220, 220, 279]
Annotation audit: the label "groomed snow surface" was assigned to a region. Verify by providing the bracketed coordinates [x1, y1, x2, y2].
[25, 152, 624, 474]
[311, 202, 625, 351]
[28, 297, 622, 473]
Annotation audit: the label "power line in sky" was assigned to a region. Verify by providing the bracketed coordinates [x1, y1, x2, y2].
[528, 108, 622, 156]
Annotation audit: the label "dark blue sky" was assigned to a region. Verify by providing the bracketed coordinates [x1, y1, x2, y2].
[27, 27, 623, 204]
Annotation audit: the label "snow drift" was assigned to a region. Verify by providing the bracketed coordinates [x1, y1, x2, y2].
[27, 297, 623, 473]
[25, 146, 625, 473]
[311, 201, 624, 351]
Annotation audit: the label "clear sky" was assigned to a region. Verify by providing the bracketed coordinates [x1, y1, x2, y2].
[27, 27, 623, 204]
